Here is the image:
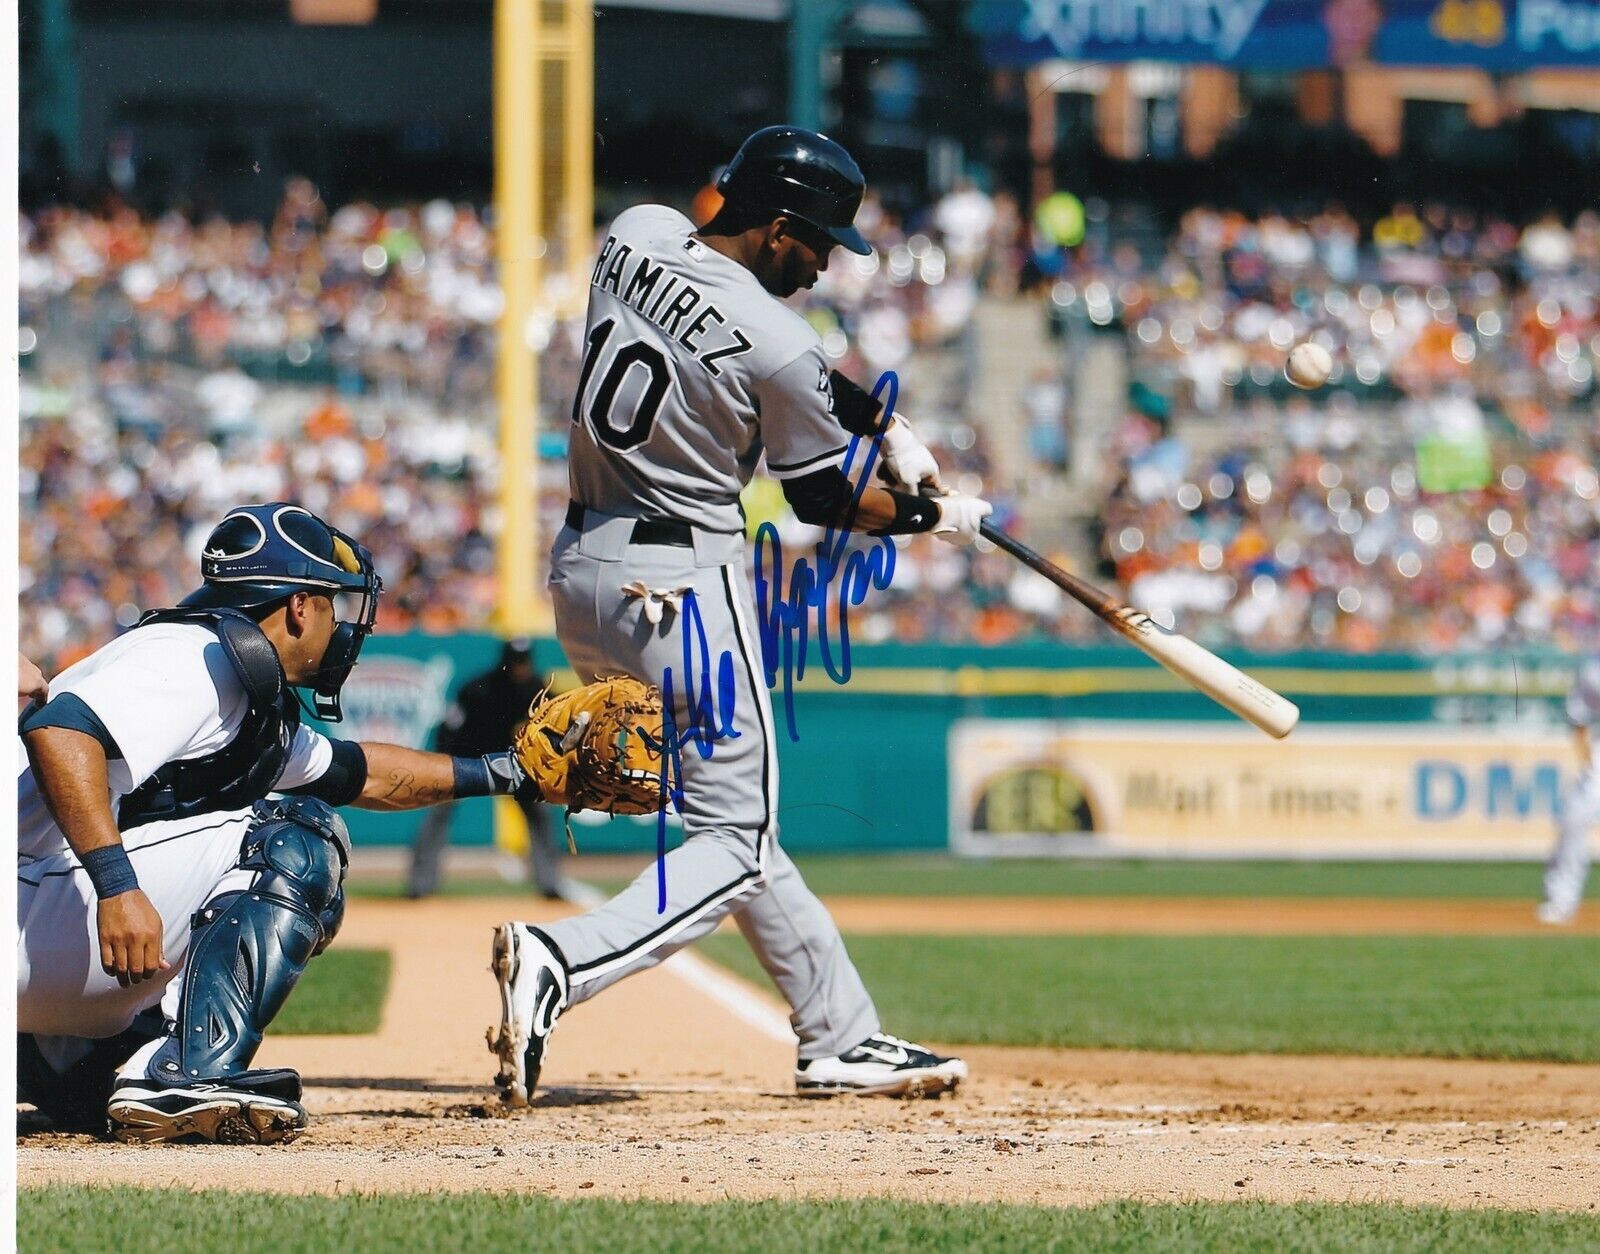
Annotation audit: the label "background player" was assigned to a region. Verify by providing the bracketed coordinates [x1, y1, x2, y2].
[491, 126, 991, 1104]
[18, 503, 545, 1142]
[1539, 654, 1600, 924]
[407, 639, 568, 900]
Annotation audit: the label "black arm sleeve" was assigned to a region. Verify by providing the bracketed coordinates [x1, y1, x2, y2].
[781, 465, 856, 525]
[827, 370, 887, 438]
[18, 693, 124, 760]
[779, 466, 940, 535]
[284, 738, 368, 807]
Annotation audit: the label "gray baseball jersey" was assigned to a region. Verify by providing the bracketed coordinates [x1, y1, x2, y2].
[567, 204, 849, 533]
[538, 204, 881, 1058]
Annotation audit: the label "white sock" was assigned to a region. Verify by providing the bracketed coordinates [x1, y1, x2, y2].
[116, 1035, 164, 1082]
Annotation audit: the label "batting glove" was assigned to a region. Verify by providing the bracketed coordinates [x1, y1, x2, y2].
[931, 493, 993, 544]
[878, 416, 945, 494]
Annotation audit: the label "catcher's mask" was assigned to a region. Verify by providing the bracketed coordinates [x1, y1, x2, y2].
[179, 503, 382, 722]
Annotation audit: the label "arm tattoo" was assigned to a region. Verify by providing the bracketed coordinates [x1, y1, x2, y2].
[379, 768, 452, 808]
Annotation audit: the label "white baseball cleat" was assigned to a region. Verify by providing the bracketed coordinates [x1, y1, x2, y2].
[1536, 900, 1579, 926]
[488, 922, 569, 1107]
[795, 1033, 968, 1098]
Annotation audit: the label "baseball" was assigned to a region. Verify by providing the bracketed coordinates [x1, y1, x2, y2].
[1285, 341, 1334, 389]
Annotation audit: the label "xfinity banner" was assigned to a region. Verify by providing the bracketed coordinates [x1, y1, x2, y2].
[973, 0, 1600, 69]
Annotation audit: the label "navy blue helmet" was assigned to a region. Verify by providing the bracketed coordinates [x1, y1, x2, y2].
[182, 503, 382, 721]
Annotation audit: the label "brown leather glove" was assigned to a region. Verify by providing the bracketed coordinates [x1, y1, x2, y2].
[513, 676, 665, 815]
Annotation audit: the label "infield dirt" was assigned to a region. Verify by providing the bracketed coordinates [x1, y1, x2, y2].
[18, 895, 1600, 1211]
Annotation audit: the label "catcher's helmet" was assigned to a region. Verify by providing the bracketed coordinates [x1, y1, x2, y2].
[178, 503, 382, 720]
[715, 126, 871, 256]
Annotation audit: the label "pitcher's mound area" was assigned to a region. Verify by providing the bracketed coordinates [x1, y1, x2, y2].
[19, 897, 1600, 1210]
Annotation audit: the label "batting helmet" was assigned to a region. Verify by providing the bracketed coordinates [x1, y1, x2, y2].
[715, 126, 871, 256]
[178, 503, 382, 720]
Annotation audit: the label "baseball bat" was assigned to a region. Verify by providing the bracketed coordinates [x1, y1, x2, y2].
[979, 521, 1300, 739]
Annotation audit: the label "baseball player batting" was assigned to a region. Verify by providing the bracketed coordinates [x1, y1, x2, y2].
[490, 126, 991, 1102]
[17, 503, 620, 1143]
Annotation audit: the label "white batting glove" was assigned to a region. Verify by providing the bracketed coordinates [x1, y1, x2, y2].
[879, 416, 945, 494]
[931, 492, 993, 544]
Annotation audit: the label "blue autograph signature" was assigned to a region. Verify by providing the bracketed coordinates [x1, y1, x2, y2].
[648, 369, 906, 909]
[752, 370, 901, 741]
[653, 588, 740, 911]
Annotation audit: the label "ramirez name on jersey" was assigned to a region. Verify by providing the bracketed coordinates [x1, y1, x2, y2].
[571, 205, 849, 535]
[591, 226, 754, 377]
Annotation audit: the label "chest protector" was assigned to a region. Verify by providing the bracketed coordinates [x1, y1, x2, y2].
[116, 608, 300, 831]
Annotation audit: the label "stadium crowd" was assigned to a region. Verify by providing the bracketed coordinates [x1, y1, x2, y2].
[19, 179, 504, 408]
[18, 178, 1010, 667]
[1059, 198, 1600, 655]
[18, 182, 1600, 667]
[1096, 406, 1599, 654]
[1062, 200, 1600, 426]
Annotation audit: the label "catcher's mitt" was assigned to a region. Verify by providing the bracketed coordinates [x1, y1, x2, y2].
[513, 676, 665, 815]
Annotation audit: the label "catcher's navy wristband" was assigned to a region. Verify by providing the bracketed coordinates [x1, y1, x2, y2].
[81, 844, 139, 900]
[452, 752, 523, 798]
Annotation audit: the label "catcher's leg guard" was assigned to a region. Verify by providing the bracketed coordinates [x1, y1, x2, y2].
[108, 798, 350, 1144]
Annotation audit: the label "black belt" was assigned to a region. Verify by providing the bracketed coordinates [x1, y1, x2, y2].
[565, 502, 694, 548]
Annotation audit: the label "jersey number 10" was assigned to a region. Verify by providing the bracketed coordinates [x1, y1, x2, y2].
[573, 317, 672, 451]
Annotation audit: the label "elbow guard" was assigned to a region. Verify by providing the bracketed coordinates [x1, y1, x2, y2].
[828, 371, 887, 438]
[781, 466, 856, 526]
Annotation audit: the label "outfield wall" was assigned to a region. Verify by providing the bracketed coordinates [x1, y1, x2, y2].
[323, 634, 1581, 858]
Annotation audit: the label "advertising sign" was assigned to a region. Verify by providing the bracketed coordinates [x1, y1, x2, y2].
[950, 720, 1574, 858]
[973, 0, 1600, 70]
[332, 654, 456, 748]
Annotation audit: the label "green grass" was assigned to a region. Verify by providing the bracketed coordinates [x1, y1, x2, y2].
[544, 855, 1571, 902]
[739, 856, 1572, 899]
[19, 1189, 1600, 1253]
[704, 933, 1600, 1062]
[271, 948, 390, 1035]
[350, 876, 531, 899]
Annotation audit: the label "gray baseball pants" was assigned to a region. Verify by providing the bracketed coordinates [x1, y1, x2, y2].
[535, 509, 879, 1059]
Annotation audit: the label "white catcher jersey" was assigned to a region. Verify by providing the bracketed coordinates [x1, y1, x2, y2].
[15, 623, 335, 863]
[567, 204, 850, 534]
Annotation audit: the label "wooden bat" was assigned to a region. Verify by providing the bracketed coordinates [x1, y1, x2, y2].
[980, 521, 1300, 739]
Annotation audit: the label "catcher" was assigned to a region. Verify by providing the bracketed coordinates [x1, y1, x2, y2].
[16, 501, 637, 1144]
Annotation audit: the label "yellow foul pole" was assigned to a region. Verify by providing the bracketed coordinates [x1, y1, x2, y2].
[563, 0, 594, 315]
[494, 0, 541, 635]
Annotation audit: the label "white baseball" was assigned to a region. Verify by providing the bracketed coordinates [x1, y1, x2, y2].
[1285, 342, 1334, 390]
